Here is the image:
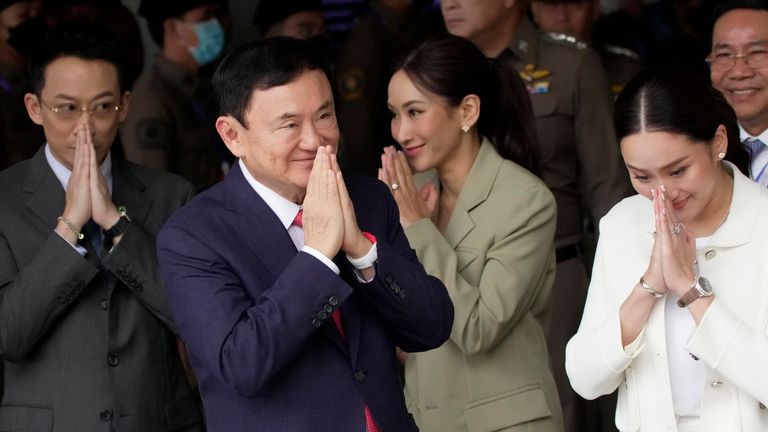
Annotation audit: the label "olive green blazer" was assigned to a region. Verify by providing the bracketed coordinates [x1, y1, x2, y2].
[403, 139, 564, 432]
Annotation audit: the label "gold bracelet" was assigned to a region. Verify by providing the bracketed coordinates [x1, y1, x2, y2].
[57, 216, 84, 240]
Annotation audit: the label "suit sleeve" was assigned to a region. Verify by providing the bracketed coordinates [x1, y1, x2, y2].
[157, 220, 359, 397]
[565, 218, 638, 400]
[574, 50, 632, 221]
[404, 183, 556, 355]
[0, 230, 99, 361]
[347, 180, 454, 352]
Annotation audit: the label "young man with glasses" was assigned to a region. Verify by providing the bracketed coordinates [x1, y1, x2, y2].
[0, 22, 203, 431]
[709, 0, 768, 186]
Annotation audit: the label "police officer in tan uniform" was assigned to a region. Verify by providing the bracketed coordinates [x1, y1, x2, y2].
[335, 0, 443, 176]
[441, 0, 633, 431]
[120, 0, 229, 192]
[530, 0, 642, 97]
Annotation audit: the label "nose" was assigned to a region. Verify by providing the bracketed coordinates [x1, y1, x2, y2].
[728, 56, 756, 79]
[299, 123, 322, 151]
[554, 4, 568, 21]
[75, 108, 95, 129]
[391, 118, 411, 146]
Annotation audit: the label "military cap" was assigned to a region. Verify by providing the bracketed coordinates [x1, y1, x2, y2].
[253, 0, 323, 33]
[138, 0, 222, 21]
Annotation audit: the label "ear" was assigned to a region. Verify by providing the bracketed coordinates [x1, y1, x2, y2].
[216, 116, 244, 158]
[24, 93, 43, 126]
[712, 124, 728, 159]
[459, 94, 481, 129]
[164, 17, 183, 43]
[118, 91, 131, 122]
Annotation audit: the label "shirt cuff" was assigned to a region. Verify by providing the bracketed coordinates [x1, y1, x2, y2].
[301, 246, 340, 275]
[56, 230, 88, 257]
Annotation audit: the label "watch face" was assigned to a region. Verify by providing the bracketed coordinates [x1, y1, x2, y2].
[697, 277, 713, 295]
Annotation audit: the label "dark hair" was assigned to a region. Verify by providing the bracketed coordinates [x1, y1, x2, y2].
[396, 33, 540, 175]
[253, 0, 323, 35]
[28, 20, 127, 95]
[614, 66, 750, 176]
[213, 36, 332, 127]
[713, 0, 768, 25]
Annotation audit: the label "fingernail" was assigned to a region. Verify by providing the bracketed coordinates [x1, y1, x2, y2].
[660, 184, 666, 193]
[661, 192, 666, 201]
[662, 208, 666, 215]
[651, 189, 656, 198]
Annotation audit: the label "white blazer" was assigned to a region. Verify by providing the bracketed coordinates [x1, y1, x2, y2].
[566, 163, 768, 432]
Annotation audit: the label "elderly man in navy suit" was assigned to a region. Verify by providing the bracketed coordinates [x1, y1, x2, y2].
[156, 37, 454, 432]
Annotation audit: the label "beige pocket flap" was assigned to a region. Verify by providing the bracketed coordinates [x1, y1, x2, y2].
[0, 405, 53, 432]
[463, 385, 552, 432]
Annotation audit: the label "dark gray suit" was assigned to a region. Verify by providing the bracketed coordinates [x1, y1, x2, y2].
[0, 148, 203, 432]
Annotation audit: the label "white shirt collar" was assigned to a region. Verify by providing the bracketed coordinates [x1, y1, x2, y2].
[44, 143, 113, 195]
[738, 124, 768, 145]
[238, 159, 301, 230]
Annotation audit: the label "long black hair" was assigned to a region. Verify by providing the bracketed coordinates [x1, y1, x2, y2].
[614, 66, 750, 176]
[396, 33, 540, 175]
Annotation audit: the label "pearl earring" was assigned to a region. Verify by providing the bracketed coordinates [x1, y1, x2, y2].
[718, 152, 725, 160]
[461, 124, 469, 133]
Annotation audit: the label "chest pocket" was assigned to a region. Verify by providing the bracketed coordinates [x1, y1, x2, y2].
[530, 94, 559, 163]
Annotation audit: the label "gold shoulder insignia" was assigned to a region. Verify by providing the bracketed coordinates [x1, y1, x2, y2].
[544, 32, 587, 50]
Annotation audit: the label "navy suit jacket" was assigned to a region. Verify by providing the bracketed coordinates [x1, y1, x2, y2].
[157, 163, 453, 432]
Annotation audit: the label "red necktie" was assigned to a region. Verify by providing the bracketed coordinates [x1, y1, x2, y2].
[292, 210, 379, 432]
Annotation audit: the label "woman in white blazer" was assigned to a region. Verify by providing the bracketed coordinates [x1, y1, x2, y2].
[565, 67, 765, 432]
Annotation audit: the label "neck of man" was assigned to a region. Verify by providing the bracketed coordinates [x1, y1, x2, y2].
[472, 11, 522, 58]
[163, 42, 200, 73]
[740, 117, 768, 138]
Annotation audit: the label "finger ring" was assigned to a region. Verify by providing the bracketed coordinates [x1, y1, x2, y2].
[672, 223, 681, 235]
[391, 183, 399, 191]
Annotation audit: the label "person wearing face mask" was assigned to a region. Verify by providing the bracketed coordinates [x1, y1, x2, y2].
[120, 0, 230, 192]
[0, 0, 45, 169]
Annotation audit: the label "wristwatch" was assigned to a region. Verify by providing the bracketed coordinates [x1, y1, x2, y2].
[676, 276, 713, 308]
[105, 206, 131, 243]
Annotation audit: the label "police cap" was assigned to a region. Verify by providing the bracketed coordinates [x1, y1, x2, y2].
[138, 0, 222, 21]
[253, 0, 323, 33]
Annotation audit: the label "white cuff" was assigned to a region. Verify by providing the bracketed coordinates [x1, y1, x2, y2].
[346, 242, 377, 270]
[301, 246, 340, 275]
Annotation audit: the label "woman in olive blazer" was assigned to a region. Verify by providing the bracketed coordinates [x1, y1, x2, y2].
[379, 34, 563, 432]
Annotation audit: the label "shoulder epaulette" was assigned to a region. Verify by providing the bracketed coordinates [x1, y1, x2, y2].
[543, 32, 587, 50]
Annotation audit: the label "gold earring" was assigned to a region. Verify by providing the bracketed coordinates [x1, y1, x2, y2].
[461, 124, 469, 133]
[718, 152, 725, 159]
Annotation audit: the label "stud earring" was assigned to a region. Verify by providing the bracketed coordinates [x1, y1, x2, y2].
[461, 124, 469, 133]
[718, 152, 725, 160]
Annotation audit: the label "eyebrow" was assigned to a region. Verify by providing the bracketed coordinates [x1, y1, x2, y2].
[626, 155, 690, 172]
[713, 39, 768, 50]
[51, 91, 118, 102]
[275, 100, 334, 121]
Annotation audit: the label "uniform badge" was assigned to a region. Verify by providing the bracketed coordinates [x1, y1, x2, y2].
[517, 39, 528, 54]
[337, 68, 365, 101]
[519, 64, 551, 94]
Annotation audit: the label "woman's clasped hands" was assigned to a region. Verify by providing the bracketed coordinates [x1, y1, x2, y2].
[377, 146, 437, 227]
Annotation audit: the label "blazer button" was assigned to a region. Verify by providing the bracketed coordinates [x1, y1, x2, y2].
[311, 318, 322, 328]
[108, 355, 120, 367]
[317, 310, 328, 320]
[384, 275, 394, 284]
[704, 249, 717, 260]
[328, 296, 340, 306]
[99, 299, 109, 310]
[759, 402, 766, 410]
[354, 370, 366, 382]
[324, 304, 334, 313]
[133, 283, 143, 292]
[99, 410, 113, 422]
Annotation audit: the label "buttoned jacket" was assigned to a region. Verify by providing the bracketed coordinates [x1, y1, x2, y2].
[0, 148, 202, 431]
[403, 140, 563, 432]
[566, 163, 768, 431]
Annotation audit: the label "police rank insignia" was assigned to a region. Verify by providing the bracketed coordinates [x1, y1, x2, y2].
[519, 64, 551, 94]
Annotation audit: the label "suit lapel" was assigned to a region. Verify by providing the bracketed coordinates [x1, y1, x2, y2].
[23, 148, 66, 232]
[444, 139, 501, 248]
[111, 160, 150, 227]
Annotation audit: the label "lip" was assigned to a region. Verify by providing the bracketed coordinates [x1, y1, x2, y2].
[725, 87, 761, 102]
[443, 18, 463, 29]
[672, 196, 689, 211]
[403, 144, 425, 157]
